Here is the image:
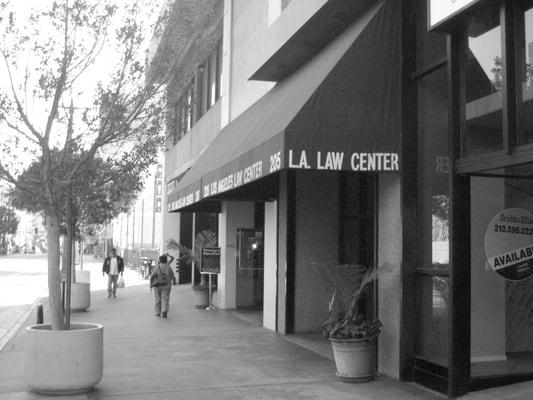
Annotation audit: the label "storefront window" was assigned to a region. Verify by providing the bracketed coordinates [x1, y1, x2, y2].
[416, 66, 450, 366]
[520, 5, 533, 145]
[340, 174, 375, 267]
[470, 169, 533, 378]
[463, 5, 503, 157]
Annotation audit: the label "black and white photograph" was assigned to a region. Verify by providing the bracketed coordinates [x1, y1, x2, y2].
[1, 0, 533, 398]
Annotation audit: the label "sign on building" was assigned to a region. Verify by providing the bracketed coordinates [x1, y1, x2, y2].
[485, 208, 533, 281]
[429, 0, 479, 29]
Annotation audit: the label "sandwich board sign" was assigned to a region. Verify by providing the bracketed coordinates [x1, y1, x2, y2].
[201, 247, 221, 274]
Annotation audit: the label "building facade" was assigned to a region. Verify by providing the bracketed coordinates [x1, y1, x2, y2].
[111, 162, 164, 257]
[150, 0, 533, 396]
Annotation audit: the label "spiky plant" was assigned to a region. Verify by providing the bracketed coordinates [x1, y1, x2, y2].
[312, 263, 381, 340]
[167, 229, 217, 288]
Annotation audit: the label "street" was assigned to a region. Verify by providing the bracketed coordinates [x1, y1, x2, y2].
[0, 254, 47, 350]
[0, 253, 148, 350]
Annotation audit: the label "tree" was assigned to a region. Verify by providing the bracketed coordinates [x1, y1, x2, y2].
[491, 56, 503, 92]
[0, 0, 172, 330]
[10, 150, 146, 234]
[0, 205, 18, 253]
[9, 148, 148, 325]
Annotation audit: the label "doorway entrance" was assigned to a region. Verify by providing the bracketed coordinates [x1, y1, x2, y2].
[234, 203, 264, 326]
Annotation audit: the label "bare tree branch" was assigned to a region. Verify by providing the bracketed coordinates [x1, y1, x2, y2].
[0, 49, 43, 142]
[3, 119, 40, 145]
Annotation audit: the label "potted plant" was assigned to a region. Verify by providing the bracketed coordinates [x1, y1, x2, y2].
[314, 263, 381, 383]
[167, 230, 217, 308]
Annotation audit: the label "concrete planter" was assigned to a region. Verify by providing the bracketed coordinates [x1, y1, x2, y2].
[75, 269, 91, 283]
[193, 287, 209, 308]
[330, 338, 375, 383]
[71, 282, 91, 311]
[25, 323, 103, 395]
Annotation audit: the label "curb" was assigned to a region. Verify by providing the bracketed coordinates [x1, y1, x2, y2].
[0, 297, 42, 353]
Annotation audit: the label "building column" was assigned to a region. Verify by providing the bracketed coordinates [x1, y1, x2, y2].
[378, 173, 402, 379]
[263, 201, 277, 331]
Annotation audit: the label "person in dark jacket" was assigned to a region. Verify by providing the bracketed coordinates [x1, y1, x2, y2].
[102, 248, 124, 298]
[149, 254, 175, 318]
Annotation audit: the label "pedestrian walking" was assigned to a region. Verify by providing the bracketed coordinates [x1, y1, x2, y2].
[149, 254, 175, 318]
[102, 248, 124, 298]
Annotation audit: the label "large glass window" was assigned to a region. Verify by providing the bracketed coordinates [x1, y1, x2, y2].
[463, 5, 503, 157]
[416, 67, 450, 367]
[469, 168, 533, 378]
[339, 173, 377, 321]
[196, 64, 206, 119]
[168, 40, 223, 147]
[339, 173, 375, 267]
[186, 83, 193, 131]
[519, 3, 533, 145]
[208, 51, 217, 108]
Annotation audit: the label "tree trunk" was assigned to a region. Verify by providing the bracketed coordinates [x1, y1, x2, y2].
[46, 213, 65, 330]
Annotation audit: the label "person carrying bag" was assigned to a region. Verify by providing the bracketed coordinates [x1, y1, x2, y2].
[149, 254, 175, 318]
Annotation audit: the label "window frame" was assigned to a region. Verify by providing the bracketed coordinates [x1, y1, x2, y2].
[456, 1, 533, 174]
[168, 39, 223, 147]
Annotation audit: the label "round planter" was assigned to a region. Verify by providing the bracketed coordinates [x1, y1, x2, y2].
[75, 269, 91, 284]
[25, 323, 103, 395]
[330, 338, 375, 383]
[71, 282, 91, 311]
[193, 288, 209, 308]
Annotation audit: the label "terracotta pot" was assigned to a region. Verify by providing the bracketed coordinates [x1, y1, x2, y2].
[25, 323, 103, 395]
[330, 337, 375, 382]
[71, 282, 90, 311]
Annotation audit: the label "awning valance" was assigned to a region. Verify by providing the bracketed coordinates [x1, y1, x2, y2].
[168, 0, 400, 212]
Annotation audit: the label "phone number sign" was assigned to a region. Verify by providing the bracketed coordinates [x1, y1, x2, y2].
[485, 208, 533, 281]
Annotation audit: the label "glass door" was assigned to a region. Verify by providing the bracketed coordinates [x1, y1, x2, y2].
[470, 165, 533, 379]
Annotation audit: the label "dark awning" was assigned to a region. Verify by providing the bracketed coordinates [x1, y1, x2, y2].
[168, 0, 400, 212]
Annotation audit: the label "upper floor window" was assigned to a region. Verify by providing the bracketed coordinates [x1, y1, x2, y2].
[267, 0, 293, 26]
[519, 2, 533, 146]
[170, 40, 222, 146]
[462, 4, 503, 157]
[172, 79, 195, 145]
[454, 1, 533, 161]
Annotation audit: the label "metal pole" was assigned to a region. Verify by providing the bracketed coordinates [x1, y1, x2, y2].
[191, 213, 196, 287]
[206, 273, 215, 311]
[152, 169, 157, 249]
[80, 241, 84, 270]
[132, 205, 136, 252]
[119, 217, 123, 250]
[64, 187, 73, 328]
[36, 303, 44, 324]
[140, 199, 144, 250]
[125, 212, 130, 249]
[61, 279, 66, 313]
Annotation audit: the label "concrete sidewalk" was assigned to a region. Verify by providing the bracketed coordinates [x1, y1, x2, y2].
[0, 283, 531, 400]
